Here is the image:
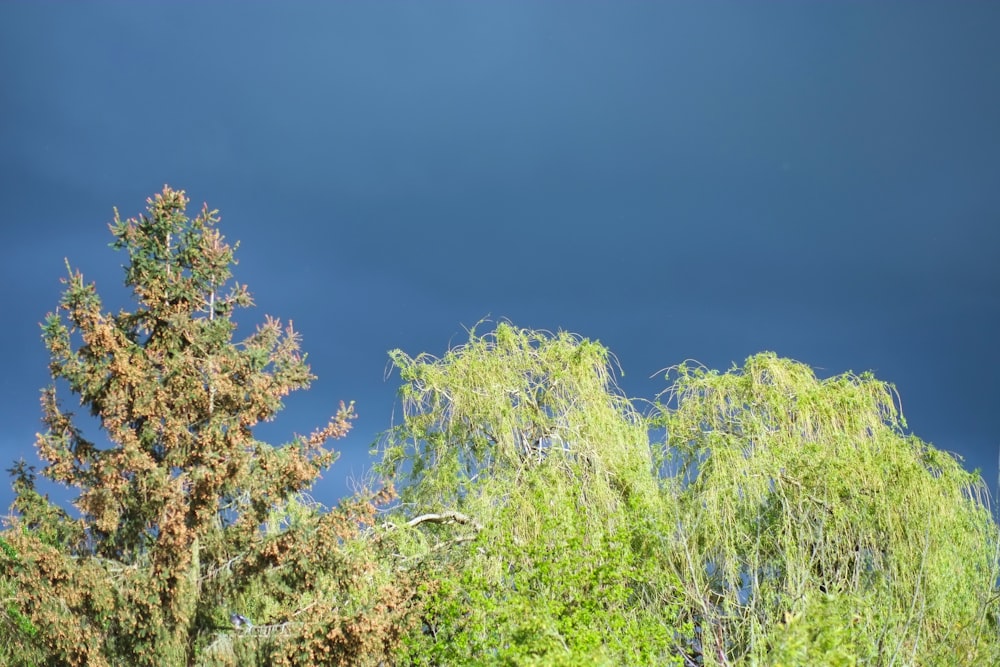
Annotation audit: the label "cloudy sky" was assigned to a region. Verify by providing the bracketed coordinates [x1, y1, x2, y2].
[2, 2, 998, 512]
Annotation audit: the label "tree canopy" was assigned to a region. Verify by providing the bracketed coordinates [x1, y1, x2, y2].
[3, 187, 998, 666]
[377, 323, 684, 664]
[655, 354, 999, 665]
[2, 187, 414, 666]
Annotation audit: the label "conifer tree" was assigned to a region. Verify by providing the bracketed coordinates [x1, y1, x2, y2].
[2, 187, 368, 665]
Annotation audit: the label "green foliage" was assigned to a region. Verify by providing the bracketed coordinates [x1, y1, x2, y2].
[1, 187, 414, 666]
[380, 331, 1000, 665]
[0, 534, 40, 667]
[766, 592, 870, 666]
[379, 323, 687, 665]
[380, 322, 659, 521]
[4, 187, 998, 665]
[656, 353, 1000, 665]
[406, 479, 683, 666]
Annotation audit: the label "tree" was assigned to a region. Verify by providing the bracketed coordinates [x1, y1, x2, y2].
[377, 328, 1000, 665]
[6, 187, 997, 665]
[376, 323, 688, 665]
[1, 187, 413, 666]
[655, 353, 1000, 665]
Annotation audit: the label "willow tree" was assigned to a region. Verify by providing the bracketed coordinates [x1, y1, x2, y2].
[656, 353, 1000, 666]
[1, 187, 406, 666]
[377, 323, 686, 665]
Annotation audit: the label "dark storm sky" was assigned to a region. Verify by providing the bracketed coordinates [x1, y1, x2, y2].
[2, 2, 999, 511]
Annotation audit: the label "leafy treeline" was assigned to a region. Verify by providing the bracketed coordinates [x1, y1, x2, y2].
[2, 187, 997, 666]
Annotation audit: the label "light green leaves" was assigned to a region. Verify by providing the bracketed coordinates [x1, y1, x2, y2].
[657, 353, 999, 664]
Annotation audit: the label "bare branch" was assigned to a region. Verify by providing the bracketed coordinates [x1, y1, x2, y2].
[406, 511, 481, 532]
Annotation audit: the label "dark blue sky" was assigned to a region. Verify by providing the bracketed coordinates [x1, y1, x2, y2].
[2, 3, 999, 511]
